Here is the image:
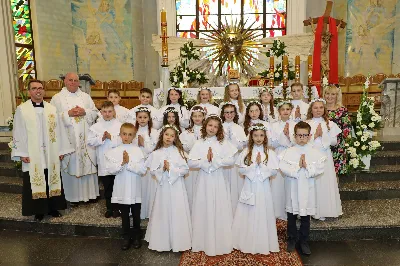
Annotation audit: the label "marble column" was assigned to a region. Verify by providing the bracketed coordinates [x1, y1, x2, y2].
[0, 0, 18, 128]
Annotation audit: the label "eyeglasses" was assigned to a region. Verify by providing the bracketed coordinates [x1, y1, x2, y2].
[224, 111, 235, 114]
[295, 134, 310, 138]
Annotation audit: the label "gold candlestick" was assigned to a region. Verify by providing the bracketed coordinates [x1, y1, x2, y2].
[295, 55, 300, 83]
[161, 8, 168, 67]
[269, 56, 274, 88]
[282, 55, 289, 99]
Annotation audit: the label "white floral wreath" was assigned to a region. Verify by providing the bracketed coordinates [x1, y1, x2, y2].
[135, 107, 150, 113]
[168, 87, 182, 92]
[163, 108, 179, 115]
[162, 124, 180, 133]
[248, 124, 267, 132]
[198, 87, 212, 93]
[310, 98, 327, 105]
[219, 101, 236, 108]
[259, 87, 273, 95]
[206, 114, 223, 122]
[190, 106, 207, 114]
[276, 100, 293, 109]
[247, 100, 262, 106]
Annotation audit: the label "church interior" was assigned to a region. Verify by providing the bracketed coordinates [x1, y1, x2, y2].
[1, 0, 400, 265]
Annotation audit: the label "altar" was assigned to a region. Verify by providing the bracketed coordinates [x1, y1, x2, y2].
[153, 86, 319, 109]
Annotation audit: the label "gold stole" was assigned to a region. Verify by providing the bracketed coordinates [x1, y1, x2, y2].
[20, 101, 61, 199]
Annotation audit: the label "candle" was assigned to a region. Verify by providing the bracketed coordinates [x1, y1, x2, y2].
[270, 56, 274, 67]
[295, 55, 300, 83]
[269, 56, 274, 88]
[161, 8, 166, 22]
[308, 54, 312, 65]
[308, 54, 313, 86]
[295, 55, 300, 65]
[283, 55, 288, 66]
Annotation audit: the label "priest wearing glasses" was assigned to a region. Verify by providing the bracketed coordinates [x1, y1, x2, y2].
[11, 79, 74, 221]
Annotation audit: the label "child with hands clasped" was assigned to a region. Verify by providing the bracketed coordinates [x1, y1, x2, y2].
[278, 121, 326, 255]
[306, 99, 342, 220]
[290, 83, 309, 121]
[132, 107, 159, 219]
[189, 115, 238, 256]
[105, 123, 147, 251]
[220, 102, 247, 211]
[269, 101, 297, 220]
[88, 101, 122, 218]
[145, 125, 192, 252]
[180, 106, 207, 211]
[232, 123, 280, 255]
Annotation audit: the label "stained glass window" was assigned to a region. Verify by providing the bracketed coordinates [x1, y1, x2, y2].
[10, 0, 37, 81]
[176, 0, 286, 38]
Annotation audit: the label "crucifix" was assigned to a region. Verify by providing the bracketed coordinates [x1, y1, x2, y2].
[303, 1, 346, 95]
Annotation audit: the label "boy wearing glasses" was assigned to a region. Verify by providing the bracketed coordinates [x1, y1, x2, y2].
[278, 121, 326, 255]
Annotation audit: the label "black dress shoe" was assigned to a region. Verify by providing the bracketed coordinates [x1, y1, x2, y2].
[34, 214, 44, 221]
[121, 239, 131, 250]
[104, 210, 113, 218]
[299, 241, 311, 255]
[132, 238, 142, 249]
[112, 210, 120, 218]
[49, 210, 62, 217]
[88, 198, 98, 203]
[69, 202, 79, 207]
[287, 239, 296, 252]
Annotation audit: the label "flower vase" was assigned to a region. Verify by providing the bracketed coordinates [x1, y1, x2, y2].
[361, 155, 371, 170]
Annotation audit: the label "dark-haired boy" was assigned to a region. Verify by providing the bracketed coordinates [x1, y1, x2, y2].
[278, 121, 326, 255]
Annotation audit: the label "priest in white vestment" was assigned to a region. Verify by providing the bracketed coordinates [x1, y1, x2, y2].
[11, 80, 74, 221]
[50, 73, 100, 203]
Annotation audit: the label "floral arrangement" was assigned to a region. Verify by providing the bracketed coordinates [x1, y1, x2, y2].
[259, 39, 295, 82]
[170, 42, 208, 87]
[345, 77, 382, 172]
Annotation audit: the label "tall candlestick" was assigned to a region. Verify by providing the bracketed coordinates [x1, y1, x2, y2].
[268, 56, 275, 88]
[161, 8, 169, 67]
[307, 54, 313, 86]
[282, 55, 289, 99]
[295, 55, 300, 83]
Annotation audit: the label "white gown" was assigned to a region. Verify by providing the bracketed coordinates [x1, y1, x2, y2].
[97, 105, 129, 123]
[188, 136, 238, 256]
[126, 104, 161, 129]
[179, 125, 202, 212]
[291, 100, 309, 121]
[269, 119, 297, 220]
[132, 125, 159, 219]
[223, 121, 247, 212]
[87, 119, 122, 176]
[105, 144, 147, 204]
[279, 144, 326, 216]
[159, 103, 190, 128]
[308, 117, 343, 218]
[232, 147, 280, 255]
[50, 88, 99, 202]
[145, 146, 192, 252]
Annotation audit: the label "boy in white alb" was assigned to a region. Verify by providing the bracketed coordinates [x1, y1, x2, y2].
[290, 83, 309, 121]
[126, 88, 161, 129]
[279, 121, 326, 256]
[105, 123, 147, 250]
[88, 101, 122, 218]
[97, 89, 129, 123]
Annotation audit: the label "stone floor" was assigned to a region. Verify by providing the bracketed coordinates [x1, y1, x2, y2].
[1, 229, 400, 265]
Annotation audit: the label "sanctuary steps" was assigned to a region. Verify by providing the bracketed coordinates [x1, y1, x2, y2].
[1, 136, 400, 241]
